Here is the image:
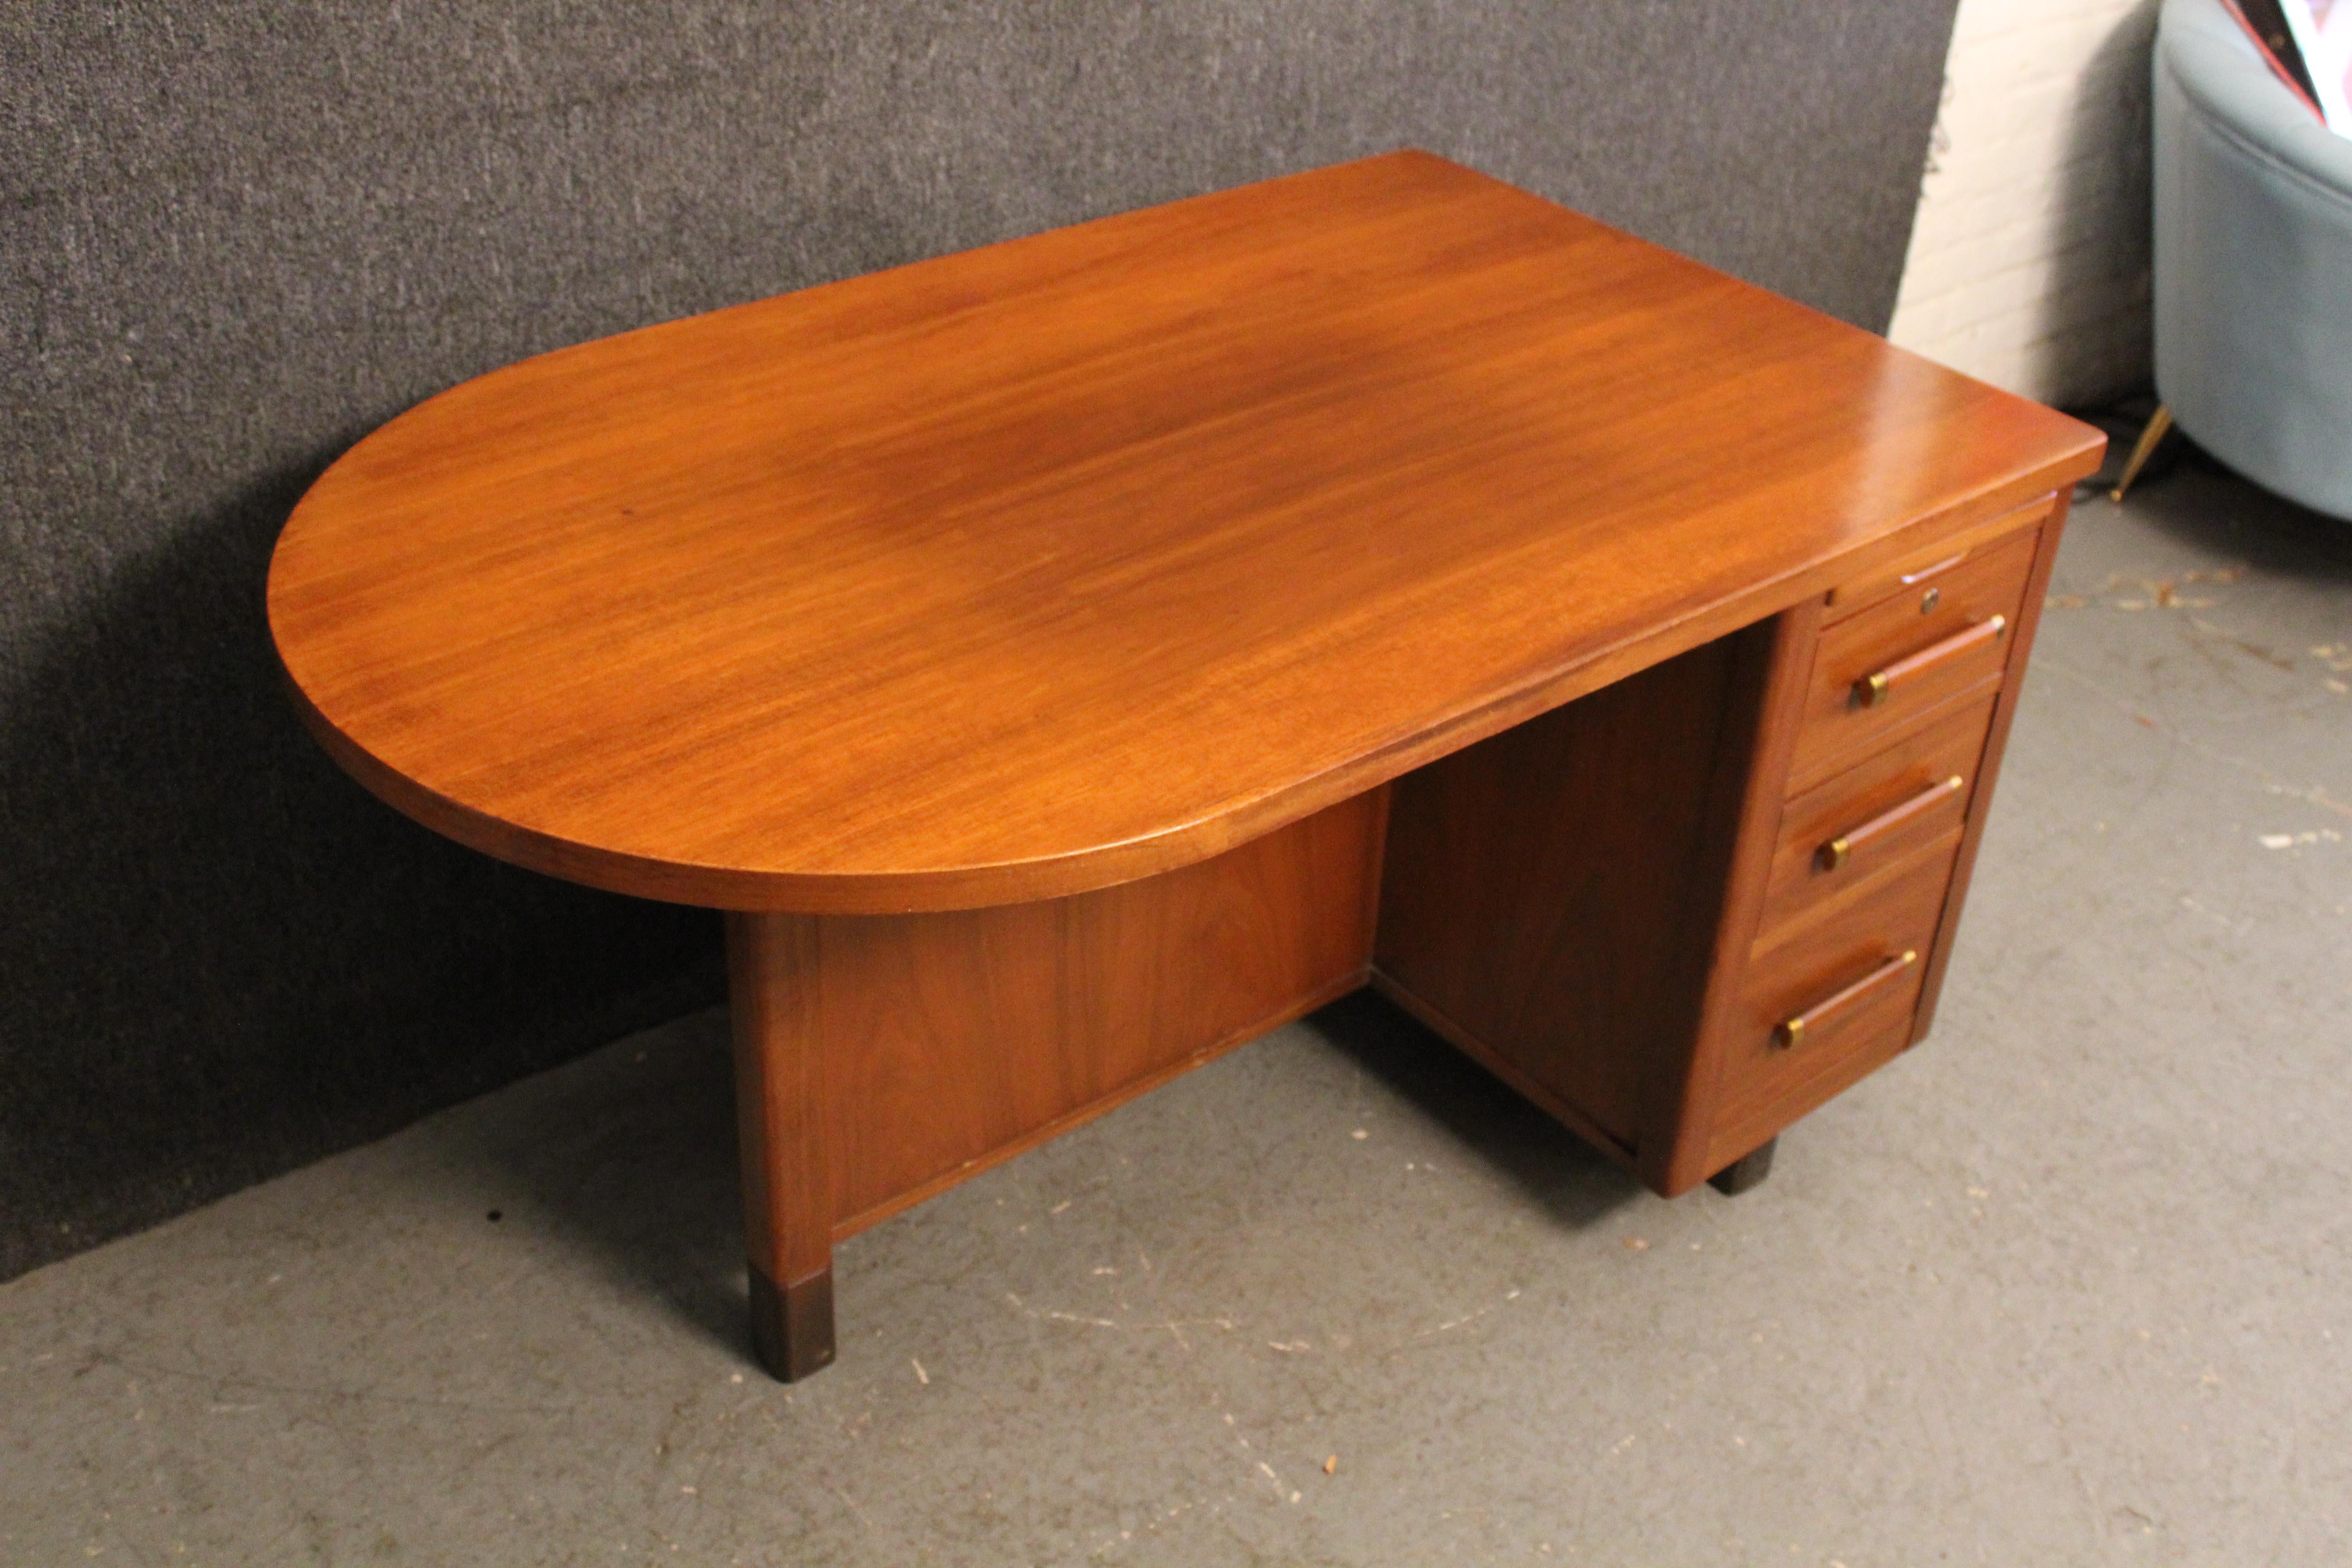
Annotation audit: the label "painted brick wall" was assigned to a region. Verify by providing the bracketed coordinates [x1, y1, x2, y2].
[1888, 0, 2161, 407]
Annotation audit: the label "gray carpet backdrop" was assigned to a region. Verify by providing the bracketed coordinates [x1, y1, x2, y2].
[0, 1, 1960, 1281]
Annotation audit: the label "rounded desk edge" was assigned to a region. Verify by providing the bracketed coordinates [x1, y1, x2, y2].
[271, 452, 2101, 917]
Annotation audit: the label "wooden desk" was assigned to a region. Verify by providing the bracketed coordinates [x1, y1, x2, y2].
[268, 152, 2103, 1380]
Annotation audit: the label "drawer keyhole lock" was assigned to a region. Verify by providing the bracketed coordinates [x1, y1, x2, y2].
[1919, 587, 1941, 614]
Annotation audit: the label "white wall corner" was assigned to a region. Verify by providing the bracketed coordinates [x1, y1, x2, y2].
[1888, 0, 2160, 408]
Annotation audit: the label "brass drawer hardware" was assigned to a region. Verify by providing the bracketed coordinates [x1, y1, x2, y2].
[1852, 615, 2006, 709]
[1818, 775, 1966, 872]
[1774, 950, 1918, 1049]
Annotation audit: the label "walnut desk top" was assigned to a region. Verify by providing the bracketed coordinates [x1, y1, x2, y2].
[270, 151, 2097, 917]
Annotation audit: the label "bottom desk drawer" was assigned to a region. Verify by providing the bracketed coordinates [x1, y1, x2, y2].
[1716, 829, 1962, 1140]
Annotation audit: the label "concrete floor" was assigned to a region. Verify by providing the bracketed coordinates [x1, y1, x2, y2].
[5, 460, 2348, 1566]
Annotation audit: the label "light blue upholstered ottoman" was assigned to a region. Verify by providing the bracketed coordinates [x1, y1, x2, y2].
[2126, 0, 2352, 519]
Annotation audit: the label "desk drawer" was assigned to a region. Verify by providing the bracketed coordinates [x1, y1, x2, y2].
[1823, 496, 2053, 624]
[1789, 526, 2037, 790]
[1757, 692, 1997, 936]
[1720, 829, 1960, 1125]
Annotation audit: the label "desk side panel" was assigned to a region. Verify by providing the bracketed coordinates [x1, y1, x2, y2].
[1909, 490, 2074, 1041]
[1372, 633, 1762, 1154]
[818, 791, 1385, 1236]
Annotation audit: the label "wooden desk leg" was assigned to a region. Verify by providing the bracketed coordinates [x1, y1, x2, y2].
[725, 911, 836, 1381]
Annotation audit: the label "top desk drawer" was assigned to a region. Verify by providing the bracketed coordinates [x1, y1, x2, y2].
[1789, 524, 2039, 790]
[1823, 497, 2053, 625]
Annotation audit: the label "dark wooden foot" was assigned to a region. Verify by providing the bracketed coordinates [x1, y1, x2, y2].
[1707, 1137, 1776, 1195]
[749, 1265, 836, 1382]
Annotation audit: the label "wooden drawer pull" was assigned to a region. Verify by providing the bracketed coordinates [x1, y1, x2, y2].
[1852, 615, 2006, 708]
[1818, 775, 1966, 872]
[1773, 950, 1917, 1049]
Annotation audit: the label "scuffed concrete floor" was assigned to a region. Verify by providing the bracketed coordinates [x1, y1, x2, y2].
[4, 461, 2347, 1566]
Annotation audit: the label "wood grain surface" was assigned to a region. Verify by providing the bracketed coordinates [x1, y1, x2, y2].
[1908, 490, 2079, 1045]
[1372, 636, 1753, 1152]
[726, 910, 834, 1379]
[1645, 602, 1825, 1195]
[1705, 828, 1965, 1171]
[269, 150, 2102, 914]
[724, 789, 1381, 1380]
[818, 791, 1383, 1234]
[1786, 522, 2041, 790]
[1757, 690, 1998, 934]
